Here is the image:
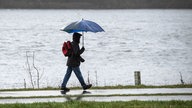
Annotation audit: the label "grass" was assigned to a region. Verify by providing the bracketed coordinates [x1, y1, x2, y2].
[1, 93, 192, 99]
[0, 84, 192, 91]
[0, 100, 192, 108]
[92, 84, 192, 89]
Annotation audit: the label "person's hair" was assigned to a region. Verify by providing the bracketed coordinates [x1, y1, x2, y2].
[73, 32, 82, 43]
[73, 32, 82, 37]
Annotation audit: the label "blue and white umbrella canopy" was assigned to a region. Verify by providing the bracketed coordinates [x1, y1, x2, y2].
[62, 19, 104, 33]
[61, 19, 104, 46]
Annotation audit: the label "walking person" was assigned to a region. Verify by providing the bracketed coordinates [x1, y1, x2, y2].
[61, 32, 92, 92]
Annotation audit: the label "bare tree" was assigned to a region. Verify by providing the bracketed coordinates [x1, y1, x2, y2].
[33, 51, 40, 88]
[25, 51, 43, 89]
[87, 71, 90, 84]
[179, 72, 185, 85]
[24, 79, 26, 89]
[26, 51, 34, 89]
[95, 71, 98, 86]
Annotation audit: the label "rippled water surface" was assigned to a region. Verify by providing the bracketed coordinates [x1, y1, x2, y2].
[0, 9, 192, 89]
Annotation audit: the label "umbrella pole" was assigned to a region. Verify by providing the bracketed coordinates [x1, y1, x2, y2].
[82, 32, 84, 47]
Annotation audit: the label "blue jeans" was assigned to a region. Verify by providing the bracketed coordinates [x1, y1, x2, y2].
[61, 66, 86, 88]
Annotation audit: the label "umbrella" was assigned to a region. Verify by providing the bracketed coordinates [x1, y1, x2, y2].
[61, 19, 104, 46]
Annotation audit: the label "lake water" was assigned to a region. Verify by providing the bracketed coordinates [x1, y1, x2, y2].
[0, 9, 192, 89]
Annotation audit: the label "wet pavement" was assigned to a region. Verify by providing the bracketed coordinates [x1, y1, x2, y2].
[0, 88, 192, 104]
[1, 95, 192, 104]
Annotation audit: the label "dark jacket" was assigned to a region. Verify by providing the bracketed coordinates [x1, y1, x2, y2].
[67, 33, 85, 67]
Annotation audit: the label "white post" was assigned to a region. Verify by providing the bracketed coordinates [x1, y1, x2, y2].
[134, 71, 141, 85]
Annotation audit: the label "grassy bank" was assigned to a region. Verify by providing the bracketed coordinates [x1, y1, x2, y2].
[0, 101, 192, 108]
[1, 93, 192, 99]
[92, 84, 192, 89]
[0, 84, 192, 91]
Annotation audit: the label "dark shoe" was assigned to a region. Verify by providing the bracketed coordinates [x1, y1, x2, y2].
[83, 84, 92, 90]
[61, 87, 70, 92]
[82, 90, 91, 94]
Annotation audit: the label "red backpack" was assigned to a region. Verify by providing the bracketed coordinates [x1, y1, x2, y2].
[62, 41, 72, 57]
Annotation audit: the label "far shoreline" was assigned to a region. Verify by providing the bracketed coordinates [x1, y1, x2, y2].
[0, 0, 192, 9]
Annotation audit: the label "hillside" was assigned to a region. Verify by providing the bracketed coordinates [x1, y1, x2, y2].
[0, 0, 192, 9]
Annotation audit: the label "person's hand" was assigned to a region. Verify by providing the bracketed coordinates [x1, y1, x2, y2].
[80, 56, 85, 62]
[81, 47, 85, 52]
[79, 47, 85, 54]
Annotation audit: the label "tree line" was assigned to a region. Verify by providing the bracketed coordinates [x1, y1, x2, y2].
[0, 0, 192, 9]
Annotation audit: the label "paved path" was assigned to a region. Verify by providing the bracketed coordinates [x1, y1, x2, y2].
[0, 88, 192, 104]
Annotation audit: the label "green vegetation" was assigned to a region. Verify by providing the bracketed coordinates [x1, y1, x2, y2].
[0, 84, 191, 91]
[1, 93, 192, 99]
[91, 84, 192, 89]
[0, 101, 192, 108]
